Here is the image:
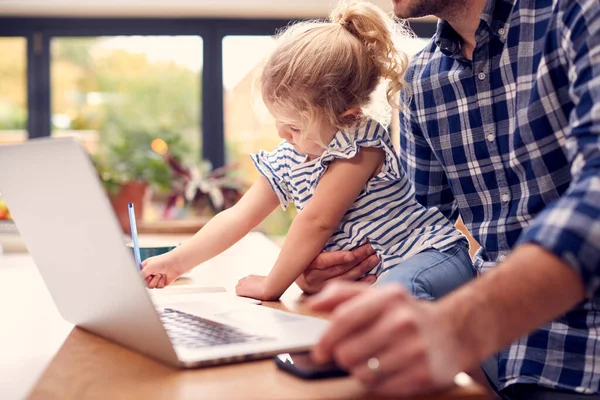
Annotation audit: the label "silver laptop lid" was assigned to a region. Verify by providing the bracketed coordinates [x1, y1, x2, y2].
[0, 138, 179, 366]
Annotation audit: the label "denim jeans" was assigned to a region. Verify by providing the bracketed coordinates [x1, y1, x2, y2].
[376, 242, 475, 300]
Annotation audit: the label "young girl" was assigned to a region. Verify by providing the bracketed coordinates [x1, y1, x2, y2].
[142, 1, 475, 301]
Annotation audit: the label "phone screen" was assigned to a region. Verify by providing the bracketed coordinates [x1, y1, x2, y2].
[275, 352, 349, 379]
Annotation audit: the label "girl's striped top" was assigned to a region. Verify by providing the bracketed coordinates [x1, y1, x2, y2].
[251, 119, 466, 275]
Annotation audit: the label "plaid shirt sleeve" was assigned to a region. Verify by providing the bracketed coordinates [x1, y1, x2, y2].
[518, 0, 600, 298]
[399, 90, 459, 223]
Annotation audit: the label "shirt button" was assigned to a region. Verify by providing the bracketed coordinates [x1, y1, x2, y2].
[501, 193, 510, 202]
[498, 28, 506, 36]
[478, 72, 486, 81]
[498, 253, 507, 262]
[487, 133, 494, 142]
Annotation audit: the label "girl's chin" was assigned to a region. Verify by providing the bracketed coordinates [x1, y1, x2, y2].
[292, 145, 322, 159]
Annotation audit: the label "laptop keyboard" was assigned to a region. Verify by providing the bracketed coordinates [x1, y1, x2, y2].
[160, 308, 272, 349]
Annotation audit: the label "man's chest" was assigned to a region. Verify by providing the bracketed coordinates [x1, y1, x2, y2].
[412, 6, 573, 205]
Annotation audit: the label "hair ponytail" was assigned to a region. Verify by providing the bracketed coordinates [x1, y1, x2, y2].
[330, 0, 409, 107]
[260, 0, 410, 132]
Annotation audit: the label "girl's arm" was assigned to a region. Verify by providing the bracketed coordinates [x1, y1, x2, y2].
[169, 176, 280, 272]
[260, 147, 384, 300]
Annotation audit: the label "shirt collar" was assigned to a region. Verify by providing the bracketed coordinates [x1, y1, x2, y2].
[481, 0, 516, 42]
[434, 19, 462, 57]
[434, 0, 517, 57]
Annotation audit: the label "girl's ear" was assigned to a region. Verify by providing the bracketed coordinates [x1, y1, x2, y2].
[339, 107, 362, 126]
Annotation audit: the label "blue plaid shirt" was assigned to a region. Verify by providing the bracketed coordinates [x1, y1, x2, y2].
[399, 0, 600, 394]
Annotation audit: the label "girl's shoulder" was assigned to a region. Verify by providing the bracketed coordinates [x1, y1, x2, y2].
[319, 118, 402, 180]
[253, 140, 307, 171]
[275, 141, 307, 165]
[327, 118, 392, 154]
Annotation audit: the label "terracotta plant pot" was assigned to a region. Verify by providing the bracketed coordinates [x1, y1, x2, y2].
[108, 181, 148, 234]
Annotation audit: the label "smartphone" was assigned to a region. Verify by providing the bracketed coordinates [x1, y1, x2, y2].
[274, 352, 349, 380]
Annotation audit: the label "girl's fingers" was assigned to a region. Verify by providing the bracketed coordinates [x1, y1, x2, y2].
[147, 274, 162, 288]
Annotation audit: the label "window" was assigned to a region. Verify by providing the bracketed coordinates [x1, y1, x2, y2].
[223, 35, 276, 181]
[223, 35, 295, 239]
[50, 36, 203, 161]
[390, 36, 431, 148]
[0, 16, 435, 233]
[0, 37, 27, 145]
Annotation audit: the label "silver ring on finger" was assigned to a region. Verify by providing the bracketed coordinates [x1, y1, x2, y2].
[367, 357, 381, 375]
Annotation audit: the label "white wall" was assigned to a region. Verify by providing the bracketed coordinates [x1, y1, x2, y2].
[0, 0, 437, 19]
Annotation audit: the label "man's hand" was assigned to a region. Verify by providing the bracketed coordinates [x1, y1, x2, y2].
[296, 243, 380, 294]
[307, 282, 466, 397]
[307, 244, 588, 397]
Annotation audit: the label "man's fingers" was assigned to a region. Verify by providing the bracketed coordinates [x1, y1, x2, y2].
[310, 250, 356, 270]
[316, 262, 355, 280]
[306, 281, 370, 312]
[371, 362, 442, 398]
[302, 253, 378, 293]
[333, 325, 390, 374]
[301, 263, 354, 291]
[348, 311, 425, 387]
[311, 284, 409, 364]
[338, 254, 380, 281]
[350, 242, 376, 264]
[357, 254, 380, 274]
[357, 274, 377, 284]
[333, 305, 418, 372]
[298, 246, 379, 294]
[310, 244, 376, 271]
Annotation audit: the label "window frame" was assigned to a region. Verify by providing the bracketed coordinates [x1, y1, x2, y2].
[0, 17, 435, 167]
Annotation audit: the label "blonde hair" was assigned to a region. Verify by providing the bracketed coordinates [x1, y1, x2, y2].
[260, 0, 410, 134]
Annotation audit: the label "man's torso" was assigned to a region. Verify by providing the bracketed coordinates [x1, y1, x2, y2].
[401, 0, 599, 393]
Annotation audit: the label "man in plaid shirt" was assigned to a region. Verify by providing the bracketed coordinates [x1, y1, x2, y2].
[301, 0, 600, 399]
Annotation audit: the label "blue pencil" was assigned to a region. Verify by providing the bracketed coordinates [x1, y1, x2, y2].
[128, 203, 142, 270]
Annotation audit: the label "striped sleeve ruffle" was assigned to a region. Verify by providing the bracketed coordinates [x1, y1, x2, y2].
[250, 147, 291, 210]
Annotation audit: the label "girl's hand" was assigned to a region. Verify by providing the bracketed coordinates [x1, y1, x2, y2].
[141, 253, 186, 289]
[236, 275, 273, 300]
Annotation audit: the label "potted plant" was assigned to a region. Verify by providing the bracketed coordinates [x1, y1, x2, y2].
[89, 74, 200, 232]
[93, 135, 173, 233]
[163, 156, 246, 220]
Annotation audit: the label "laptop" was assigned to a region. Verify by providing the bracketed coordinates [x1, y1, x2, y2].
[0, 138, 328, 368]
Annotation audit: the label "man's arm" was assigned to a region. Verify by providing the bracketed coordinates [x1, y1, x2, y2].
[439, 245, 586, 382]
[516, 0, 600, 299]
[307, 246, 585, 397]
